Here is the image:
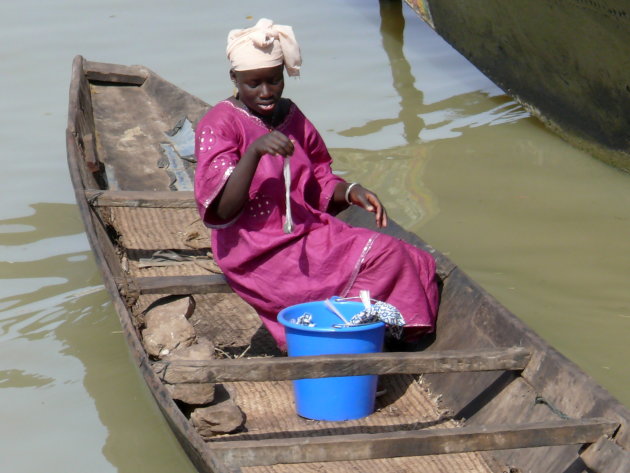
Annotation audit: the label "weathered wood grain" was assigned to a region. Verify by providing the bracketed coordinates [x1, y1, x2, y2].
[132, 274, 231, 295]
[155, 347, 532, 383]
[86, 190, 195, 208]
[580, 436, 630, 473]
[212, 418, 619, 467]
[84, 60, 147, 85]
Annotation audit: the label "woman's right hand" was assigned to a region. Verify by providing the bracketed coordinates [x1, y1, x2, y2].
[212, 130, 294, 222]
[251, 130, 294, 158]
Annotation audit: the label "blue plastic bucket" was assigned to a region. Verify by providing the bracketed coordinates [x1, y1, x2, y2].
[277, 297, 385, 421]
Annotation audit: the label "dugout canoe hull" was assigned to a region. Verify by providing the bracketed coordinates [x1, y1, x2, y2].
[66, 55, 630, 473]
[404, 0, 630, 173]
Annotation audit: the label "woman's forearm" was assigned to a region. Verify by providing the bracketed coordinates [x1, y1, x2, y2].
[212, 148, 262, 221]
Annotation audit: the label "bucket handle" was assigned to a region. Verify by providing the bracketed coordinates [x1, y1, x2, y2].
[335, 295, 380, 304]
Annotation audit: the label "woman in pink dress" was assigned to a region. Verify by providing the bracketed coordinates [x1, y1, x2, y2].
[194, 19, 438, 350]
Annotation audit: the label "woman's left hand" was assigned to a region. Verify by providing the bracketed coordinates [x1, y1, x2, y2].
[348, 184, 388, 228]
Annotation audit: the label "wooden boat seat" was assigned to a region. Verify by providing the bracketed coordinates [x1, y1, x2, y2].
[85, 189, 195, 208]
[154, 347, 533, 383]
[128, 274, 231, 295]
[210, 418, 618, 468]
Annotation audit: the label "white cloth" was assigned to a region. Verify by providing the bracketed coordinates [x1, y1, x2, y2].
[226, 18, 302, 76]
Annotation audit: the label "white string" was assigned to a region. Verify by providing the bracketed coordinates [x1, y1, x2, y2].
[283, 156, 294, 233]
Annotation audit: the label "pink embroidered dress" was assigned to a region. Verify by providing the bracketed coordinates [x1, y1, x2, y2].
[194, 100, 438, 350]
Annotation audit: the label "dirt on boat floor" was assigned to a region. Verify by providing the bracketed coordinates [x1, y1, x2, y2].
[110, 205, 504, 473]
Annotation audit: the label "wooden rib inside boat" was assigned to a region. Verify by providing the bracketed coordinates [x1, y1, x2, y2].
[66, 55, 630, 473]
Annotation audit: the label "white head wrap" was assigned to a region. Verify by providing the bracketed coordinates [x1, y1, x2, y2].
[226, 18, 302, 77]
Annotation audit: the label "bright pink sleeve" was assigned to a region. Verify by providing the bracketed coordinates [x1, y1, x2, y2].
[194, 107, 241, 228]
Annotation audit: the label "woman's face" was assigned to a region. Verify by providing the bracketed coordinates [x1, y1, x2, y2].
[231, 65, 285, 118]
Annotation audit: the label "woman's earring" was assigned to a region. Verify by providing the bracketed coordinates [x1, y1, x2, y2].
[232, 82, 238, 98]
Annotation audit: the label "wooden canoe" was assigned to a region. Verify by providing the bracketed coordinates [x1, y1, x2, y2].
[66, 55, 630, 473]
[404, 0, 630, 173]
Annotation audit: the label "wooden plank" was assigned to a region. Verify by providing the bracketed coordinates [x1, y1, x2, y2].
[154, 347, 531, 383]
[133, 274, 231, 295]
[81, 133, 99, 173]
[211, 418, 619, 467]
[68, 134, 126, 285]
[84, 60, 147, 85]
[580, 436, 630, 473]
[85, 190, 195, 208]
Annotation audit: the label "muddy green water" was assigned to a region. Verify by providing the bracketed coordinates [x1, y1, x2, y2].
[0, 1, 628, 471]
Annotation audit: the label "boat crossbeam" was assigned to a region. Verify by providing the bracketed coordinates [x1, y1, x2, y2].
[153, 347, 532, 383]
[210, 418, 619, 468]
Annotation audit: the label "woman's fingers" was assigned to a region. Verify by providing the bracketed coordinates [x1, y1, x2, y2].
[265, 131, 294, 157]
[377, 203, 388, 228]
[366, 193, 387, 228]
[351, 187, 388, 228]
